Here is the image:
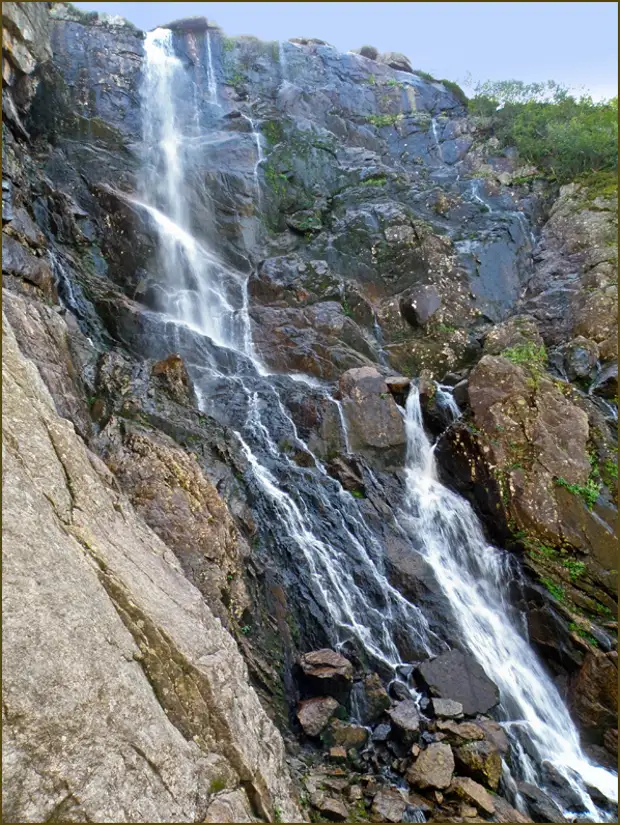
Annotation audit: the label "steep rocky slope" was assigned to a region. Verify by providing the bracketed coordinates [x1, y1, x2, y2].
[2, 2, 617, 823]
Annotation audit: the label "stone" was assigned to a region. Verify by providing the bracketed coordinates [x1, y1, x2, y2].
[362, 672, 391, 723]
[329, 746, 347, 762]
[151, 353, 197, 406]
[297, 696, 340, 737]
[339, 367, 407, 466]
[432, 698, 464, 718]
[387, 699, 421, 735]
[516, 781, 567, 823]
[359, 45, 379, 60]
[453, 740, 502, 790]
[449, 777, 495, 815]
[298, 649, 354, 702]
[326, 719, 368, 751]
[414, 650, 500, 715]
[1, 313, 302, 823]
[563, 336, 599, 380]
[315, 796, 349, 822]
[436, 720, 486, 742]
[473, 718, 509, 755]
[406, 743, 455, 790]
[162, 16, 214, 34]
[204, 790, 256, 823]
[378, 51, 414, 74]
[400, 284, 442, 327]
[483, 315, 543, 356]
[372, 723, 392, 742]
[490, 796, 533, 823]
[371, 788, 407, 823]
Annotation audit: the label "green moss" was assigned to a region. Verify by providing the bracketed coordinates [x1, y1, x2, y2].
[385, 78, 405, 89]
[209, 777, 227, 794]
[575, 170, 618, 203]
[341, 299, 354, 318]
[366, 113, 403, 128]
[501, 341, 547, 387]
[603, 458, 618, 481]
[273, 804, 283, 823]
[222, 36, 236, 51]
[562, 559, 586, 580]
[360, 174, 387, 186]
[540, 577, 566, 602]
[569, 622, 599, 646]
[555, 476, 601, 510]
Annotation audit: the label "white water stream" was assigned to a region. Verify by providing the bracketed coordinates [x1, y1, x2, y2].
[401, 387, 618, 817]
[138, 28, 617, 820]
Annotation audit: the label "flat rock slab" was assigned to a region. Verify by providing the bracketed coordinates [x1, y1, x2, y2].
[387, 699, 420, 733]
[407, 742, 455, 790]
[415, 650, 500, 715]
[432, 698, 464, 718]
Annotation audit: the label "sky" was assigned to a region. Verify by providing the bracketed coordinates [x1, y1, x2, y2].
[73, 2, 618, 101]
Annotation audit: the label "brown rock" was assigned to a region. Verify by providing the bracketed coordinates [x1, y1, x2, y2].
[437, 721, 485, 742]
[483, 315, 543, 356]
[362, 672, 391, 723]
[297, 696, 339, 737]
[315, 796, 349, 821]
[326, 719, 368, 751]
[449, 777, 495, 815]
[406, 742, 455, 790]
[299, 649, 354, 701]
[151, 353, 196, 406]
[371, 789, 407, 823]
[329, 746, 347, 762]
[603, 728, 618, 756]
[569, 650, 618, 740]
[454, 740, 502, 790]
[473, 718, 510, 755]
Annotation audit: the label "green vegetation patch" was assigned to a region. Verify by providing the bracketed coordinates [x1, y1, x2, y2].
[366, 113, 403, 128]
[555, 476, 601, 510]
[501, 341, 548, 387]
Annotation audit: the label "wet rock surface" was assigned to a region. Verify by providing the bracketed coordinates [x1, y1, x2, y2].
[1, 1, 618, 822]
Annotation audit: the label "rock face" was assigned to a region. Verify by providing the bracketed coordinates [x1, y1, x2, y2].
[415, 650, 500, 715]
[1, 312, 302, 823]
[1, 1, 618, 821]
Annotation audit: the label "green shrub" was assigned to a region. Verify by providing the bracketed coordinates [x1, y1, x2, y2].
[467, 79, 618, 183]
[440, 79, 468, 106]
[540, 577, 565, 602]
[563, 559, 586, 581]
[501, 341, 547, 387]
[360, 45, 379, 60]
[366, 113, 402, 128]
[413, 69, 437, 83]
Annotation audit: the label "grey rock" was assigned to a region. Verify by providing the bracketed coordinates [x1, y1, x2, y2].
[432, 698, 463, 718]
[400, 285, 442, 326]
[415, 650, 500, 715]
[406, 742, 455, 790]
[387, 699, 420, 734]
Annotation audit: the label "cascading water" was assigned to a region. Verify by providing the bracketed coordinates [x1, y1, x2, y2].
[205, 30, 218, 106]
[137, 28, 617, 820]
[138, 28, 440, 683]
[400, 386, 618, 819]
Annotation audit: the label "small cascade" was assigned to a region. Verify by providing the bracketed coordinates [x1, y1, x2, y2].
[240, 114, 264, 204]
[278, 40, 288, 80]
[205, 30, 219, 106]
[430, 117, 443, 162]
[400, 386, 618, 819]
[469, 178, 496, 213]
[372, 311, 390, 366]
[333, 398, 352, 455]
[435, 383, 461, 422]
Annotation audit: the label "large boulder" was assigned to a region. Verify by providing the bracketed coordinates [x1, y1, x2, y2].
[414, 650, 500, 715]
[568, 650, 618, 743]
[298, 649, 354, 702]
[378, 51, 413, 74]
[339, 366, 407, 467]
[387, 699, 421, 736]
[453, 740, 502, 790]
[406, 742, 455, 790]
[370, 789, 407, 823]
[297, 696, 340, 737]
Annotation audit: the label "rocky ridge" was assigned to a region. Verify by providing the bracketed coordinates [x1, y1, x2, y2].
[2, 2, 618, 823]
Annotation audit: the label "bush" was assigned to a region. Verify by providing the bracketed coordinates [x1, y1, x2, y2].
[440, 79, 468, 106]
[360, 45, 379, 60]
[467, 79, 618, 183]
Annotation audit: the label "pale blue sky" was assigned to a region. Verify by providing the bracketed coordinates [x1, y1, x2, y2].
[73, 2, 618, 100]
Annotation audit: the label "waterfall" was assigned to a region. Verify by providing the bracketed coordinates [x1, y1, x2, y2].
[400, 386, 618, 818]
[139, 28, 441, 684]
[241, 114, 264, 203]
[137, 31, 617, 820]
[205, 30, 218, 106]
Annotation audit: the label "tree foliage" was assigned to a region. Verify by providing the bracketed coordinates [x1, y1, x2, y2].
[466, 78, 618, 183]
